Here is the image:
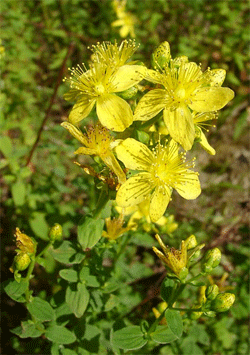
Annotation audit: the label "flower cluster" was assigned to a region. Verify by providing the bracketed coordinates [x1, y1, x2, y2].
[62, 40, 234, 224]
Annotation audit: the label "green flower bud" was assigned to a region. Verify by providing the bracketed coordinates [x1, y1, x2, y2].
[14, 253, 31, 271]
[185, 235, 197, 250]
[119, 86, 138, 99]
[190, 305, 203, 320]
[205, 284, 219, 300]
[202, 248, 221, 273]
[203, 311, 216, 317]
[49, 223, 63, 242]
[152, 41, 171, 69]
[179, 267, 188, 281]
[211, 293, 235, 312]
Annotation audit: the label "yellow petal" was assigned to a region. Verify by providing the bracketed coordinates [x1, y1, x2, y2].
[163, 105, 195, 151]
[61, 122, 88, 145]
[149, 186, 172, 223]
[205, 69, 226, 86]
[103, 153, 126, 184]
[111, 65, 146, 92]
[115, 138, 153, 170]
[175, 172, 201, 200]
[69, 100, 95, 125]
[75, 147, 96, 155]
[116, 172, 152, 207]
[120, 26, 130, 38]
[134, 89, 168, 121]
[96, 94, 133, 132]
[145, 69, 165, 84]
[190, 87, 234, 112]
[196, 127, 216, 155]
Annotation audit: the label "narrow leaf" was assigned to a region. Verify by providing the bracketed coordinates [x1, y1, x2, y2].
[66, 282, 89, 318]
[150, 325, 178, 344]
[45, 325, 76, 344]
[59, 269, 78, 282]
[3, 279, 29, 303]
[165, 309, 183, 338]
[112, 326, 147, 350]
[27, 297, 55, 322]
[77, 216, 104, 249]
[11, 321, 45, 338]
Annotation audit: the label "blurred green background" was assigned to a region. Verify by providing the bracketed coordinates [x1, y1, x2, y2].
[1, 0, 249, 354]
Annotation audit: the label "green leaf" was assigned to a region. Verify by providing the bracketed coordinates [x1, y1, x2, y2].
[104, 294, 119, 312]
[160, 278, 175, 303]
[77, 324, 101, 353]
[189, 324, 210, 346]
[11, 180, 26, 206]
[79, 266, 100, 287]
[165, 309, 183, 338]
[0, 135, 12, 157]
[3, 279, 29, 303]
[66, 282, 89, 318]
[11, 320, 45, 338]
[45, 325, 76, 344]
[181, 338, 204, 355]
[49, 241, 85, 264]
[27, 297, 55, 322]
[77, 216, 104, 249]
[59, 269, 78, 283]
[61, 349, 78, 355]
[29, 212, 49, 240]
[150, 325, 178, 344]
[112, 326, 148, 350]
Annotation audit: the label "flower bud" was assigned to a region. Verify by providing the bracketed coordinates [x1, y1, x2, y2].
[190, 305, 203, 320]
[202, 248, 221, 273]
[14, 253, 31, 271]
[211, 293, 235, 312]
[185, 235, 197, 250]
[205, 284, 219, 300]
[152, 41, 171, 69]
[119, 86, 138, 99]
[49, 223, 63, 242]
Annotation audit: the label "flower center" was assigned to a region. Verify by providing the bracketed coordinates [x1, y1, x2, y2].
[174, 85, 188, 102]
[95, 83, 105, 95]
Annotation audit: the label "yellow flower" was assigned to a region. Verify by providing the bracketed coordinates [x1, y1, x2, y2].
[116, 138, 201, 222]
[91, 40, 138, 68]
[153, 234, 188, 278]
[193, 111, 218, 155]
[134, 42, 234, 150]
[61, 121, 126, 184]
[14, 228, 36, 255]
[64, 41, 146, 132]
[102, 212, 129, 240]
[112, 0, 136, 38]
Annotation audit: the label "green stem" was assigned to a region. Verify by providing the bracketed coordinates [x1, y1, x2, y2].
[169, 307, 202, 312]
[147, 304, 169, 335]
[92, 187, 110, 219]
[24, 242, 53, 302]
[36, 242, 53, 259]
[113, 233, 133, 265]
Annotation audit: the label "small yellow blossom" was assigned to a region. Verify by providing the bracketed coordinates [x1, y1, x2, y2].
[116, 198, 169, 231]
[91, 40, 138, 68]
[61, 121, 126, 184]
[14, 228, 36, 255]
[134, 42, 234, 150]
[102, 212, 129, 240]
[153, 234, 188, 278]
[193, 111, 218, 155]
[112, 0, 136, 38]
[64, 41, 146, 131]
[116, 138, 201, 222]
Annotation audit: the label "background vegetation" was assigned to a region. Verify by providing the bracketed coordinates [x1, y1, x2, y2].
[1, 0, 249, 354]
